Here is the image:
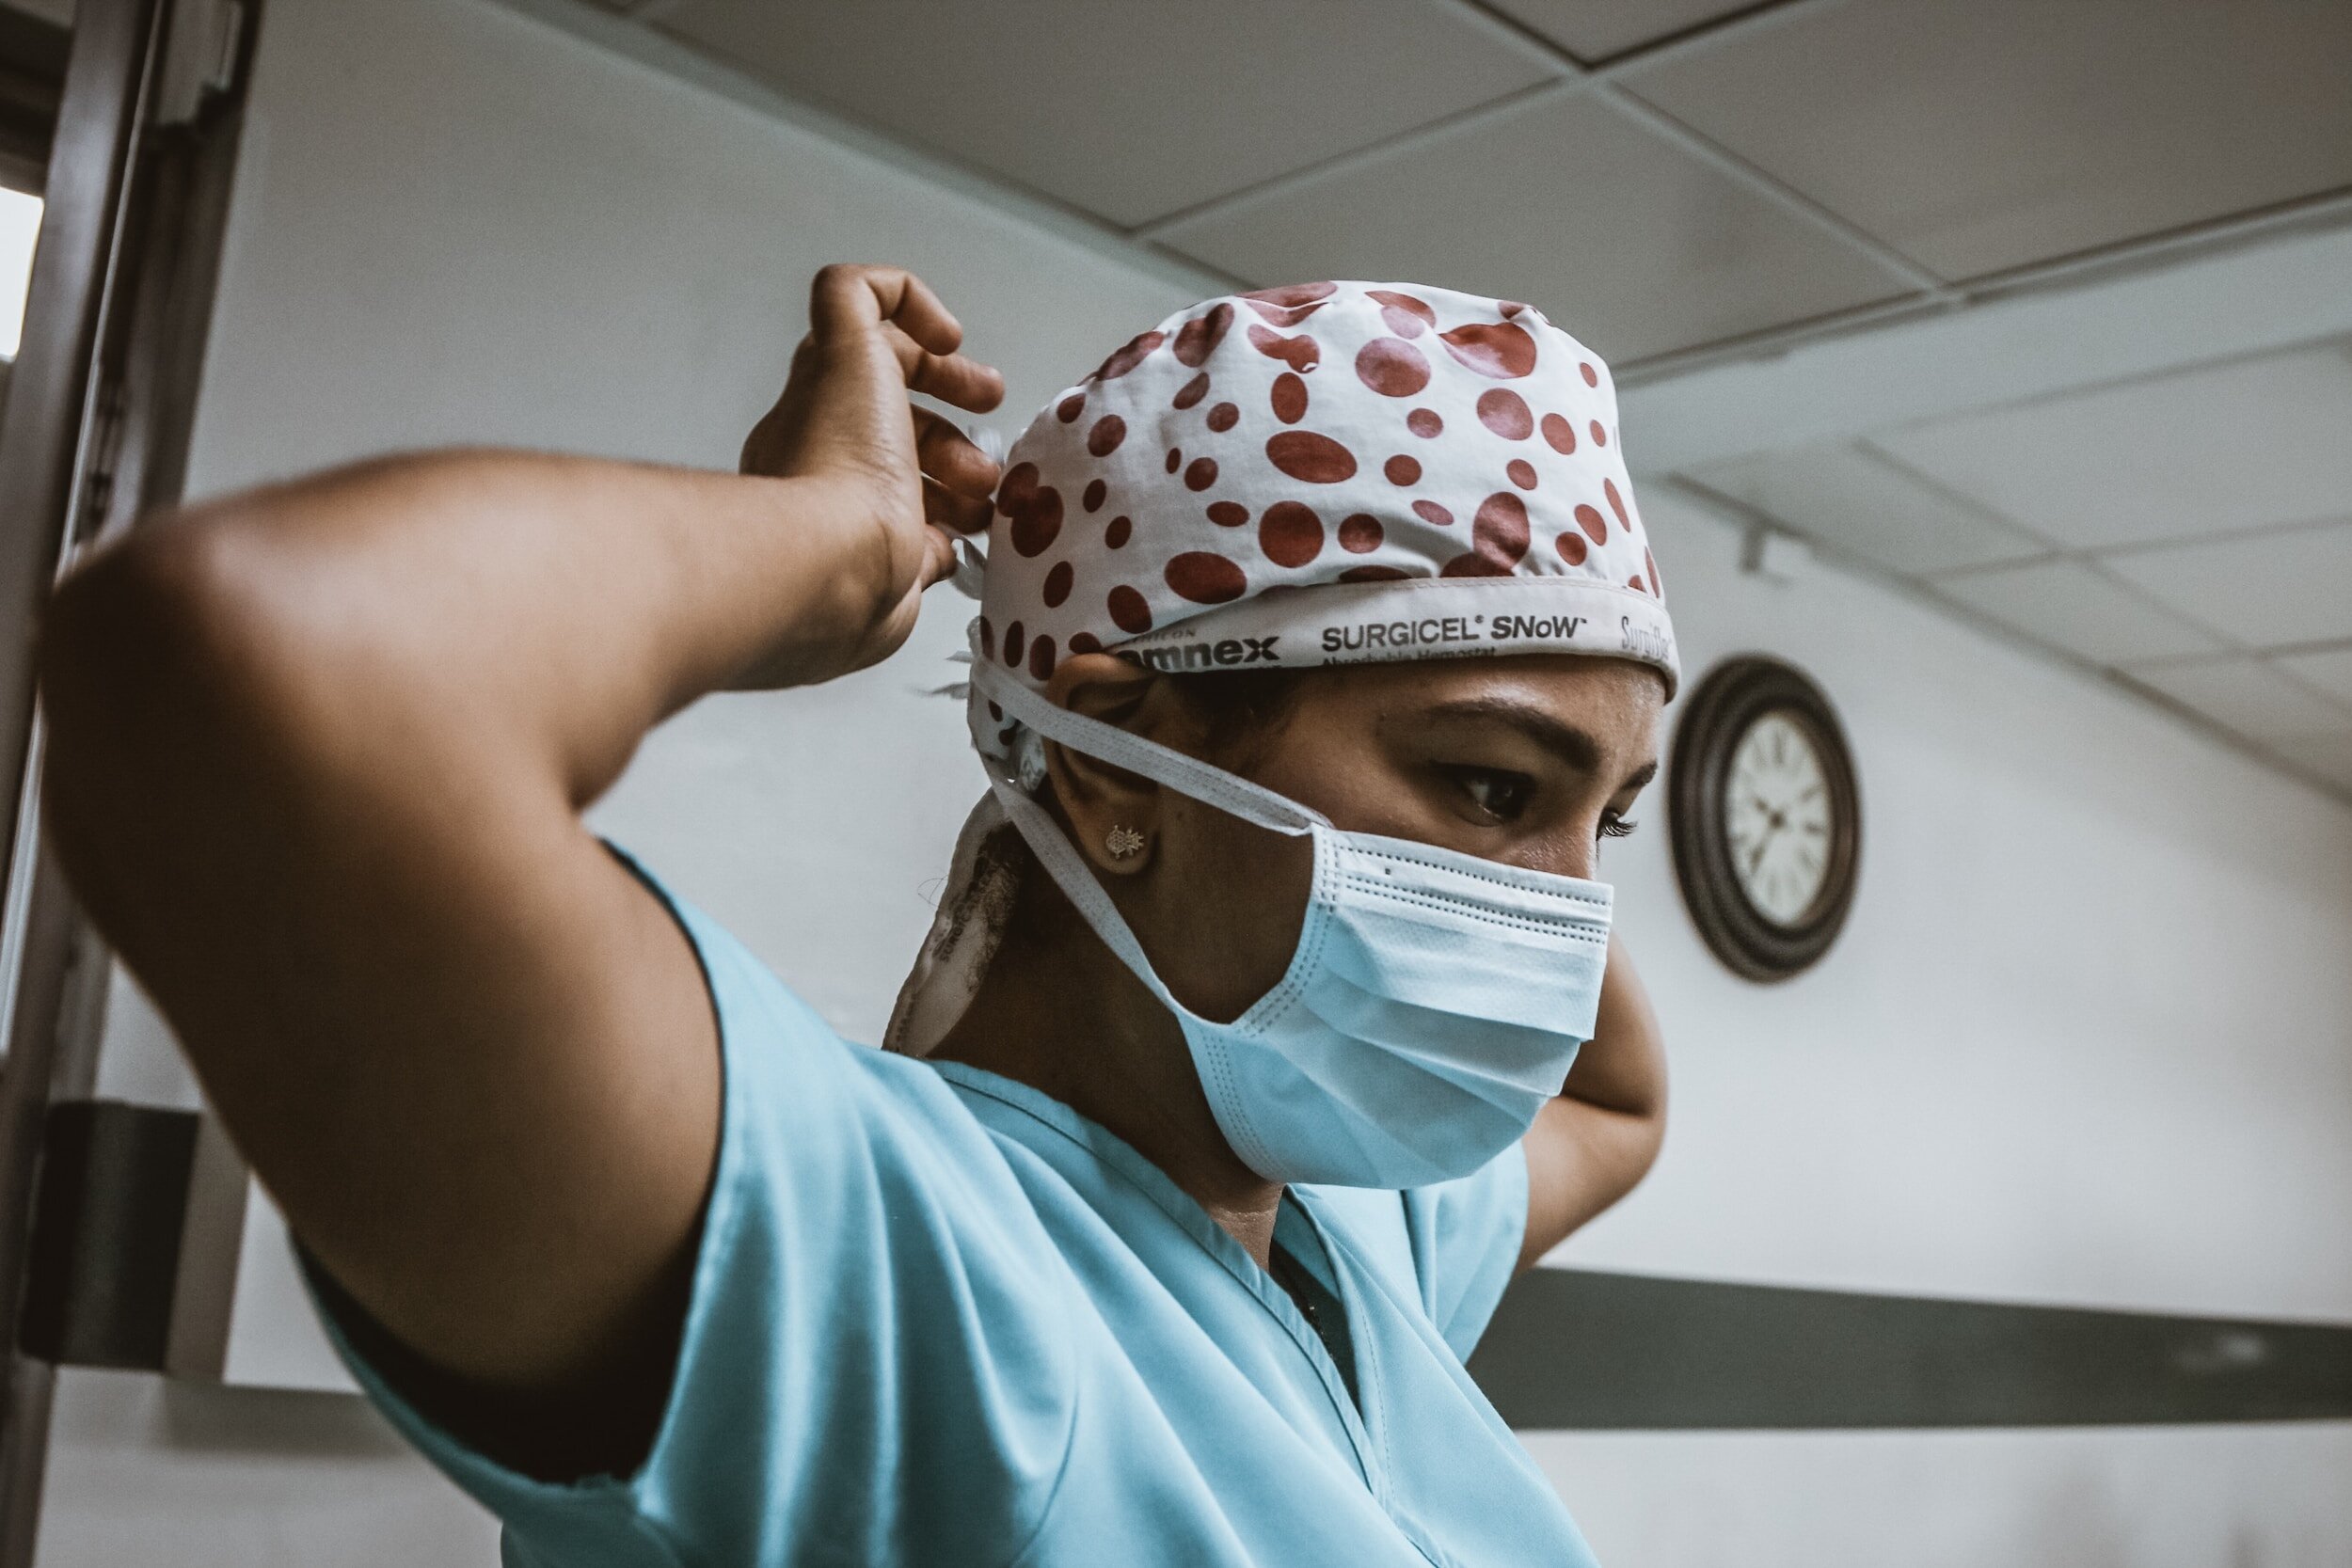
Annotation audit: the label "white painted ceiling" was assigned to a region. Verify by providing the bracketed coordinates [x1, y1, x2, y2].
[1678, 323, 2352, 800]
[603, 0, 2352, 372]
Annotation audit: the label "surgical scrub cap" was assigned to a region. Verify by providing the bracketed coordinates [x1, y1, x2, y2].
[886, 281, 1678, 1053]
[965, 280, 1679, 781]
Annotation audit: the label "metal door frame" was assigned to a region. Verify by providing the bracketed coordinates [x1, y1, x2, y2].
[0, 1, 256, 1559]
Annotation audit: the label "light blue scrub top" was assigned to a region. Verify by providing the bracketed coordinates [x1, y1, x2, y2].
[309, 857, 1600, 1568]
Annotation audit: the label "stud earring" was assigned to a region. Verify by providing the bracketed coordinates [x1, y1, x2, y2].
[1104, 825, 1148, 861]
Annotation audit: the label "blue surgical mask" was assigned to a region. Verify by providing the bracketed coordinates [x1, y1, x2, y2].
[974, 665, 1614, 1190]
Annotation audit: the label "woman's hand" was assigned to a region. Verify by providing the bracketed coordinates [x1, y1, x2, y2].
[736, 264, 1004, 687]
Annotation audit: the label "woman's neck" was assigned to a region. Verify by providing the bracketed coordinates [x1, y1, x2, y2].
[927, 922, 1287, 1265]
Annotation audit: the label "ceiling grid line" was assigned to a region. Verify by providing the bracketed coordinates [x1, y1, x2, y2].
[1848, 439, 2055, 561]
[1590, 88, 1951, 296]
[1131, 0, 1878, 245]
[1619, 195, 2352, 382]
[1128, 76, 1582, 245]
[1665, 477, 2352, 806]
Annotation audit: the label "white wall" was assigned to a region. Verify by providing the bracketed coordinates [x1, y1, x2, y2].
[1556, 488, 2352, 1323]
[38, 0, 2352, 1562]
[43, 0, 1193, 1560]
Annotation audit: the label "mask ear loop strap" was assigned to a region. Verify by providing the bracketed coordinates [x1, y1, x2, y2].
[985, 774, 1193, 1021]
[970, 660, 1325, 839]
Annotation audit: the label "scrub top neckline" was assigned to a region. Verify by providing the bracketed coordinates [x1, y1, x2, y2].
[924, 1056, 1386, 1498]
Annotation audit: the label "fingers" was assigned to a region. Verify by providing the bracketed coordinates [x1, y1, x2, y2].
[812, 263, 1005, 412]
[810, 263, 958, 354]
[879, 323, 1005, 414]
[913, 408, 998, 499]
[923, 475, 993, 536]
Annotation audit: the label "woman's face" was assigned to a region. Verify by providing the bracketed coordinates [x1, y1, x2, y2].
[1060, 654, 1664, 1024]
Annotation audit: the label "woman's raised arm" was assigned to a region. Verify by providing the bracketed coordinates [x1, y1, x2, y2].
[35, 264, 1000, 1453]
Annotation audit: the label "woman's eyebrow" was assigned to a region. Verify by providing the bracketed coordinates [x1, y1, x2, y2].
[1420, 698, 1603, 772]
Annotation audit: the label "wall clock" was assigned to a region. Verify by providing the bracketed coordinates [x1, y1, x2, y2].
[1667, 656, 1860, 982]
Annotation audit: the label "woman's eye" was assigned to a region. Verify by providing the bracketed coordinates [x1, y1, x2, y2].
[1446, 767, 1534, 823]
[1598, 814, 1638, 840]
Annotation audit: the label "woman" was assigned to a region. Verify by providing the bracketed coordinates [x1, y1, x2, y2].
[40, 267, 1674, 1565]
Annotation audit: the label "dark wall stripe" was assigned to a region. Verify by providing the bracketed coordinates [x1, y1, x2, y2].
[1468, 1268, 2352, 1430]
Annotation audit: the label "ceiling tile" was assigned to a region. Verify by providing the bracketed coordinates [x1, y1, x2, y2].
[1686, 440, 2049, 576]
[2272, 733, 2352, 794]
[1621, 0, 2352, 279]
[2122, 657, 2352, 744]
[1155, 92, 1908, 365]
[1868, 342, 2352, 550]
[1482, 0, 1751, 62]
[1932, 561, 2224, 665]
[655, 0, 1551, 228]
[2274, 646, 2352, 707]
[2104, 520, 2352, 649]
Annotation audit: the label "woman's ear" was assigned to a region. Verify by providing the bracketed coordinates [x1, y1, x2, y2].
[1041, 653, 1180, 878]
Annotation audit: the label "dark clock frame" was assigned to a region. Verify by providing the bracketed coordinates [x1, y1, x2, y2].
[1667, 656, 1861, 983]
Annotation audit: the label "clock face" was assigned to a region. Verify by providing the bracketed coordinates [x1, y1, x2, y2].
[1724, 710, 1835, 928]
[1667, 657, 1861, 982]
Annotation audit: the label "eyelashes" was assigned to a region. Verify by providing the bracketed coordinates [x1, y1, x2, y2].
[1598, 816, 1637, 840]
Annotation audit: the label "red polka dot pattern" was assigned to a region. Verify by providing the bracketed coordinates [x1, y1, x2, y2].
[1266, 431, 1359, 483]
[1271, 372, 1308, 424]
[1094, 331, 1164, 381]
[1477, 388, 1533, 439]
[969, 280, 1675, 767]
[1462, 492, 1532, 575]
[1439, 322, 1537, 379]
[1166, 551, 1248, 603]
[1173, 304, 1233, 368]
[1355, 338, 1430, 397]
[1248, 325, 1321, 372]
[1260, 502, 1323, 568]
[1244, 282, 1336, 322]
[1368, 290, 1436, 338]
[997, 463, 1063, 558]
[1108, 585, 1152, 632]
